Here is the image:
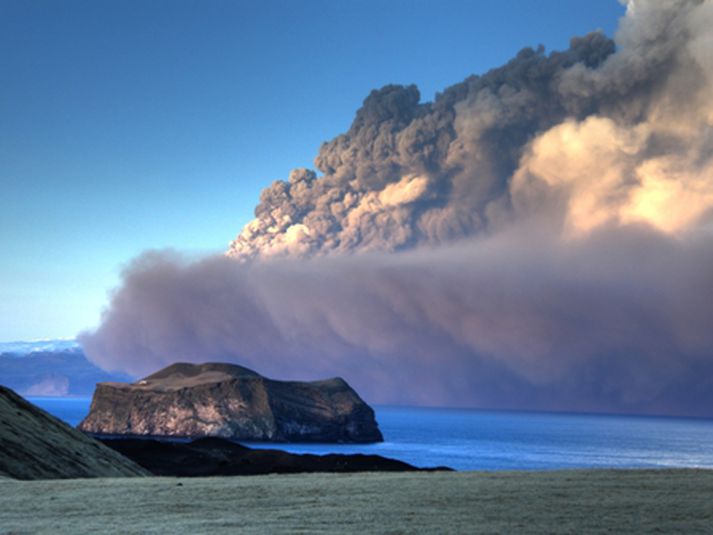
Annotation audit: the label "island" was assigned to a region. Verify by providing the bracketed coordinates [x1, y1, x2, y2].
[78, 362, 383, 443]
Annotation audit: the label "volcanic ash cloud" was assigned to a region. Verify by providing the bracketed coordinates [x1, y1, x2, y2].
[81, 0, 713, 416]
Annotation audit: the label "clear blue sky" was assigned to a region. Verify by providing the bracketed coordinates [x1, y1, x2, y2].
[0, 0, 624, 341]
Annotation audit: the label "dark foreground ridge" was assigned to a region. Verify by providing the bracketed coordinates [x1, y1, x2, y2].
[79, 362, 383, 443]
[0, 385, 148, 479]
[99, 436, 452, 476]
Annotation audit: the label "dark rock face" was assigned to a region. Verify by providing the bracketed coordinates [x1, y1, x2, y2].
[99, 437, 451, 476]
[0, 386, 148, 480]
[79, 362, 383, 443]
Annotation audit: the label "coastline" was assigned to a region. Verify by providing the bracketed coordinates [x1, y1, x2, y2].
[2, 469, 712, 534]
[27, 398, 713, 472]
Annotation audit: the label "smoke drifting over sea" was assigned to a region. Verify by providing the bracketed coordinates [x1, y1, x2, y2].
[81, 1, 713, 416]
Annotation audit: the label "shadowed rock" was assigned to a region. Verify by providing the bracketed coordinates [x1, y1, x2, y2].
[79, 362, 383, 443]
[99, 436, 452, 476]
[0, 385, 149, 480]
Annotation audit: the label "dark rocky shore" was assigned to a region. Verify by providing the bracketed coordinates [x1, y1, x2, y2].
[99, 436, 451, 476]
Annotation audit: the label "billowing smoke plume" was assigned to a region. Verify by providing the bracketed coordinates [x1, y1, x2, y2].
[81, 0, 713, 416]
[227, 31, 617, 259]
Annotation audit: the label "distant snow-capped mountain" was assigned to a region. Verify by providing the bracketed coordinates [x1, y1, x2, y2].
[0, 338, 133, 396]
[0, 339, 80, 355]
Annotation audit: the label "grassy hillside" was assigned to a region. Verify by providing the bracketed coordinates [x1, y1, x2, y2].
[0, 386, 148, 479]
[1, 469, 712, 533]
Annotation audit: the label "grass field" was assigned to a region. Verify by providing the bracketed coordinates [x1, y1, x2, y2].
[1, 469, 713, 534]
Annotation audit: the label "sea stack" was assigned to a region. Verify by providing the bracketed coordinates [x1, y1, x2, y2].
[78, 362, 383, 443]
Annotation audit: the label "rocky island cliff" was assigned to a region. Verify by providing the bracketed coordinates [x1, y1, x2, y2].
[78, 362, 383, 443]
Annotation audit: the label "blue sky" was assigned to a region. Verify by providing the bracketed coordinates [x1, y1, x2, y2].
[0, 0, 624, 341]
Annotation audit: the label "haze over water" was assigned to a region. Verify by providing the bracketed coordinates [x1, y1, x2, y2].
[32, 397, 713, 471]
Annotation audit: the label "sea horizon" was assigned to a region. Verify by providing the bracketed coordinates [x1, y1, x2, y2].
[29, 396, 713, 472]
[26, 393, 713, 423]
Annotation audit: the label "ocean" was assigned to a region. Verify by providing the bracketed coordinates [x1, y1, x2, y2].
[29, 396, 713, 471]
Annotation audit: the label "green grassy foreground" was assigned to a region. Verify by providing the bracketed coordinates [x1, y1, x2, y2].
[1, 469, 712, 534]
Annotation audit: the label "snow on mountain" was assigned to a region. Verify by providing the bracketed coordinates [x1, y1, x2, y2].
[0, 339, 80, 356]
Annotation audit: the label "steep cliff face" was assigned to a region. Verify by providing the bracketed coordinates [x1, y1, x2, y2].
[0, 386, 148, 480]
[78, 363, 383, 443]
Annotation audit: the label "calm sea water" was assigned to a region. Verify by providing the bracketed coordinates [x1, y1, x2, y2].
[28, 397, 713, 471]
